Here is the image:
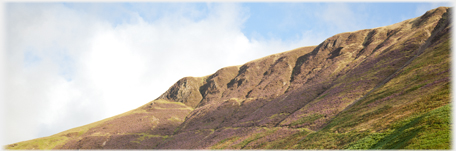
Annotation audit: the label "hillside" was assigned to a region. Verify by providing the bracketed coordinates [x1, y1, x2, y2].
[5, 6, 451, 149]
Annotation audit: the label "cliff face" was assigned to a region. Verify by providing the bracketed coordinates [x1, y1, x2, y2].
[6, 7, 451, 150]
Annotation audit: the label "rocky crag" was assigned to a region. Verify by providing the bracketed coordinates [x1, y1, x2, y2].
[6, 7, 451, 149]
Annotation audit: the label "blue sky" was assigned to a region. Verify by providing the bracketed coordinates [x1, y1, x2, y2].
[244, 2, 453, 41]
[61, 2, 451, 41]
[242, 3, 435, 40]
[2, 2, 452, 146]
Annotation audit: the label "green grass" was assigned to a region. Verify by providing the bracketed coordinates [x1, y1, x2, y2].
[210, 136, 241, 149]
[144, 99, 194, 111]
[294, 105, 450, 149]
[290, 113, 325, 127]
[348, 105, 394, 128]
[290, 33, 451, 149]
[347, 104, 450, 149]
[233, 128, 275, 149]
[269, 112, 290, 120]
[5, 135, 69, 150]
[167, 116, 184, 122]
[294, 130, 370, 149]
[263, 128, 313, 149]
[211, 127, 279, 149]
[316, 93, 328, 100]
[130, 133, 169, 144]
[349, 34, 448, 129]
[234, 133, 263, 149]
[400, 40, 450, 76]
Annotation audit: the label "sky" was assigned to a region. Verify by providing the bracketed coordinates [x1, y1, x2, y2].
[0, 2, 453, 146]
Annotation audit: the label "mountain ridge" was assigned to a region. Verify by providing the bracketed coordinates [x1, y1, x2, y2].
[5, 6, 451, 149]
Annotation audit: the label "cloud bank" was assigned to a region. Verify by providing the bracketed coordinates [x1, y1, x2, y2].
[3, 3, 321, 145]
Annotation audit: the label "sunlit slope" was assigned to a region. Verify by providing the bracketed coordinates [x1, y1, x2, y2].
[5, 6, 451, 150]
[267, 9, 451, 149]
[6, 99, 193, 149]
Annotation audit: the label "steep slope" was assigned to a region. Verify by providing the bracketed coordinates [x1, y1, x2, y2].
[5, 7, 451, 150]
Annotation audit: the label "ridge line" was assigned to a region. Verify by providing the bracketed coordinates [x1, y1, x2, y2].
[321, 12, 449, 131]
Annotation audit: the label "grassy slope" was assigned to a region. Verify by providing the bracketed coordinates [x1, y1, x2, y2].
[5, 99, 192, 149]
[5, 108, 144, 149]
[259, 28, 451, 150]
[205, 7, 450, 150]
[344, 32, 451, 150]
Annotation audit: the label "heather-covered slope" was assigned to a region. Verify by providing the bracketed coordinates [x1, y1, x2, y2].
[6, 100, 194, 149]
[5, 7, 451, 150]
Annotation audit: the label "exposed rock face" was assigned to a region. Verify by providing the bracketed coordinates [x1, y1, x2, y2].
[156, 76, 205, 108]
[6, 7, 451, 150]
[197, 65, 240, 107]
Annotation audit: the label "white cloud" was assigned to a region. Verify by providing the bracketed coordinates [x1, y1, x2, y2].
[4, 3, 106, 144]
[317, 3, 361, 33]
[3, 3, 317, 145]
